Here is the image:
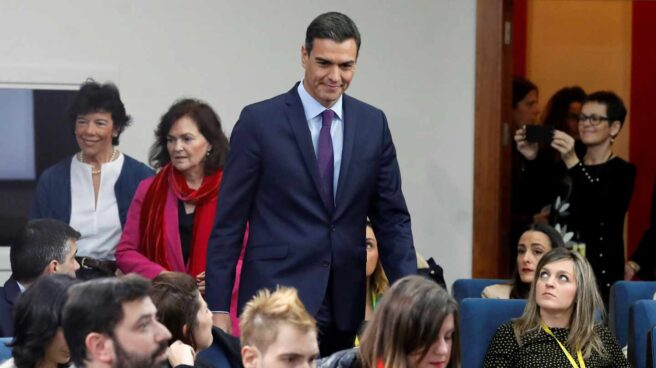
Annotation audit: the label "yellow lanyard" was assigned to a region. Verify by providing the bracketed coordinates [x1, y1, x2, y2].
[541, 322, 586, 368]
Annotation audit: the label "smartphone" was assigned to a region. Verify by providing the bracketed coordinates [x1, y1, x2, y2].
[525, 125, 554, 144]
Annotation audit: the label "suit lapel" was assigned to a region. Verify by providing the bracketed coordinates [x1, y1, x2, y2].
[335, 95, 356, 217]
[284, 86, 334, 213]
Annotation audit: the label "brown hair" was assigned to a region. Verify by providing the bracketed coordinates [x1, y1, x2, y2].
[359, 275, 460, 368]
[150, 272, 201, 349]
[149, 98, 229, 175]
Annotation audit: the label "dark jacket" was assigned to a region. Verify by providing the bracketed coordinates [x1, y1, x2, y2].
[317, 348, 361, 368]
[29, 154, 153, 227]
[206, 84, 416, 331]
[170, 327, 242, 368]
[0, 278, 21, 337]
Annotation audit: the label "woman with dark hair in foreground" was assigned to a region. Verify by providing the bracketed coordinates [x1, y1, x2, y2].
[150, 272, 242, 368]
[319, 275, 459, 368]
[2, 274, 77, 368]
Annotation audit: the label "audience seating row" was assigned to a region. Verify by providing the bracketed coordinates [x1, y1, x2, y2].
[454, 279, 656, 368]
[458, 298, 525, 368]
[610, 281, 656, 346]
[451, 278, 507, 303]
[630, 300, 656, 368]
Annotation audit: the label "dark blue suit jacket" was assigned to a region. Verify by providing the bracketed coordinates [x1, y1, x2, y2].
[0, 278, 21, 337]
[206, 84, 416, 330]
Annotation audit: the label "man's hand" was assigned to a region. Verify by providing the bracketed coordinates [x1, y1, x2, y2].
[212, 313, 232, 334]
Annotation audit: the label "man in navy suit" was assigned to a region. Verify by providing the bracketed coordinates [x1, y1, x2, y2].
[0, 219, 80, 336]
[206, 12, 416, 355]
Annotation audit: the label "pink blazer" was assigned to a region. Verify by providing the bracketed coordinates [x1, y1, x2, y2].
[116, 177, 246, 334]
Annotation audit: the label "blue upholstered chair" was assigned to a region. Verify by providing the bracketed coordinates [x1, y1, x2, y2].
[648, 325, 656, 368]
[609, 281, 656, 347]
[629, 300, 656, 368]
[0, 337, 12, 363]
[451, 278, 508, 303]
[459, 298, 526, 368]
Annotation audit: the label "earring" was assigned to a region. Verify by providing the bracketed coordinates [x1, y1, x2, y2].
[206, 149, 211, 157]
[610, 136, 615, 143]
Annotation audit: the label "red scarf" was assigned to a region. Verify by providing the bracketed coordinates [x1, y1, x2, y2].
[139, 163, 222, 276]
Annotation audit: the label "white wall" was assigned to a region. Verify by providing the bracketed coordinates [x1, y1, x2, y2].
[0, 0, 477, 284]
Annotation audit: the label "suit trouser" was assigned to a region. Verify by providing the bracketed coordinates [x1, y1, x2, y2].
[315, 274, 358, 357]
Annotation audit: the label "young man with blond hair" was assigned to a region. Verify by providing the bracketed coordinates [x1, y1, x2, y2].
[240, 287, 320, 368]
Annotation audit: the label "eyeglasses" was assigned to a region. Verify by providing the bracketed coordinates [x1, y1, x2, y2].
[578, 114, 610, 126]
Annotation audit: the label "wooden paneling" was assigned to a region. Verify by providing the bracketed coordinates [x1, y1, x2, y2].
[472, 0, 513, 278]
[628, 2, 656, 254]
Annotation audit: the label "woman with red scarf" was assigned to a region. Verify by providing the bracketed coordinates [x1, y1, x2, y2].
[116, 98, 234, 298]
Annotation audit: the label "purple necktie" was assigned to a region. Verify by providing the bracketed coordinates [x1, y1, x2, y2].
[318, 109, 335, 207]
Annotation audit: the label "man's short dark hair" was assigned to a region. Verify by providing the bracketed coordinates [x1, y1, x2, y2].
[10, 219, 80, 284]
[63, 275, 152, 367]
[584, 90, 628, 126]
[305, 12, 361, 56]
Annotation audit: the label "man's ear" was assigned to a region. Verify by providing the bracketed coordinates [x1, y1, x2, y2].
[44, 260, 58, 275]
[301, 45, 308, 69]
[241, 345, 261, 368]
[85, 332, 115, 364]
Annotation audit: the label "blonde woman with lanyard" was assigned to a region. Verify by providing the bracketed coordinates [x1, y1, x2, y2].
[484, 247, 629, 367]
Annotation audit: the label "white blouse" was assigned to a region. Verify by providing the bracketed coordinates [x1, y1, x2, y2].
[69, 153, 124, 260]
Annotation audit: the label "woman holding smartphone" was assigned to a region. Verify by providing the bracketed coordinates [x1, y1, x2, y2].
[515, 91, 635, 304]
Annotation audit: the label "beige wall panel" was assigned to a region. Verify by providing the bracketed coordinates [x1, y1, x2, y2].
[526, 0, 632, 159]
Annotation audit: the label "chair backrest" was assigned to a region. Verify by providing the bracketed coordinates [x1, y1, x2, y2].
[649, 326, 656, 368]
[610, 281, 656, 347]
[0, 337, 12, 363]
[459, 298, 526, 368]
[629, 300, 656, 368]
[452, 278, 509, 303]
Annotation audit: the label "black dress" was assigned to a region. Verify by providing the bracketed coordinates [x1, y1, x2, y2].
[559, 157, 636, 302]
[521, 156, 636, 302]
[483, 321, 630, 367]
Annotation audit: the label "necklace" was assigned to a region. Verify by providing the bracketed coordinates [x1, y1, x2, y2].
[78, 147, 118, 175]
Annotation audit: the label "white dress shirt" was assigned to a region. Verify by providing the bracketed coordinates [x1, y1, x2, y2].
[69, 153, 124, 260]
